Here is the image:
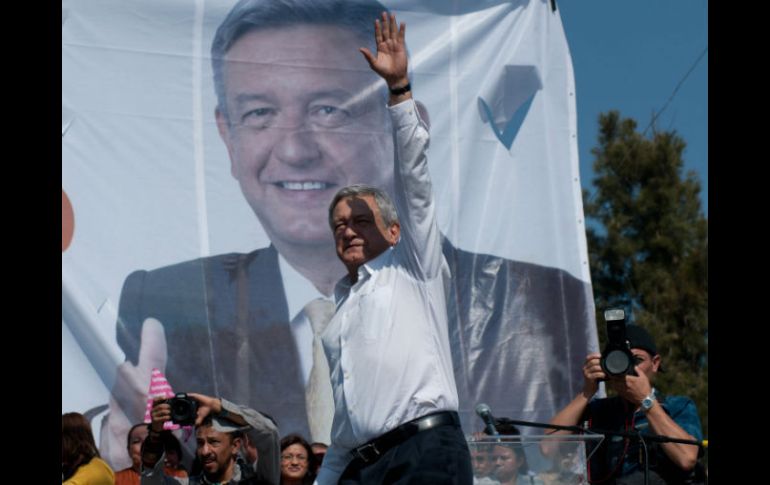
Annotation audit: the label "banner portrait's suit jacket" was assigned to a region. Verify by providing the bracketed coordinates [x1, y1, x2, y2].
[116, 239, 594, 437]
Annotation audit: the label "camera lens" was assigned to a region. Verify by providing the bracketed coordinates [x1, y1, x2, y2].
[603, 349, 632, 375]
[172, 400, 190, 415]
[168, 395, 198, 426]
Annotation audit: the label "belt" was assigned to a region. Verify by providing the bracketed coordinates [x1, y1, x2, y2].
[350, 411, 461, 465]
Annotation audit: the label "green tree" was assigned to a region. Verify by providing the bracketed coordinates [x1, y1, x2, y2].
[584, 111, 708, 438]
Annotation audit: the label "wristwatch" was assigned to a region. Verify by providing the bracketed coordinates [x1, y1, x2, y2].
[641, 388, 657, 412]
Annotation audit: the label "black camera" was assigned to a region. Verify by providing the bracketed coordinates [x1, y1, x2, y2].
[166, 393, 199, 426]
[600, 308, 637, 377]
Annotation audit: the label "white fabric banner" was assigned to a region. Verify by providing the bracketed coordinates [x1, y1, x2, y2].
[62, 0, 597, 471]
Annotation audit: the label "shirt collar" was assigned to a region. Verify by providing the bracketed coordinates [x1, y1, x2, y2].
[362, 245, 394, 273]
[333, 246, 395, 302]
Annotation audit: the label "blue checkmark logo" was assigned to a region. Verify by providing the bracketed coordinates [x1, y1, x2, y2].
[477, 65, 543, 151]
[478, 93, 536, 150]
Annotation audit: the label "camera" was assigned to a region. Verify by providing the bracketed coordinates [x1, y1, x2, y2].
[166, 393, 199, 426]
[600, 308, 637, 377]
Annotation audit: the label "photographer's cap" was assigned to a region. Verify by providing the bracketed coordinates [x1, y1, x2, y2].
[626, 325, 658, 357]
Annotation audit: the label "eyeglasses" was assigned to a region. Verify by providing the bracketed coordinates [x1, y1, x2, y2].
[281, 453, 308, 462]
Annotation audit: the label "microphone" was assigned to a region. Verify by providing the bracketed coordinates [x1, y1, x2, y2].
[475, 403, 499, 436]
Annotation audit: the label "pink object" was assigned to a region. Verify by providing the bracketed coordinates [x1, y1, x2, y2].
[143, 368, 180, 430]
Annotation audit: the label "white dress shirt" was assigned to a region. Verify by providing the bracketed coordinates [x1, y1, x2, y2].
[315, 99, 459, 484]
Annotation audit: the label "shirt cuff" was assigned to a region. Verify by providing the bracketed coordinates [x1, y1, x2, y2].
[388, 98, 424, 130]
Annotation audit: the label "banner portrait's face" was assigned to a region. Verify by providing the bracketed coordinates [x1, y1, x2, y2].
[217, 24, 395, 247]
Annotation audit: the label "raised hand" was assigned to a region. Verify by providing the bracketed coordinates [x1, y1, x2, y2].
[359, 12, 409, 89]
[581, 352, 606, 398]
[101, 317, 167, 469]
[188, 393, 251, 428]
[149, 396, 171, 432]
[187, 392, 221, 426]
[610, 366, 653, 406]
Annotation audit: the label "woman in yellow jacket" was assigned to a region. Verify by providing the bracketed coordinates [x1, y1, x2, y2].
[62, 412, 115, 484]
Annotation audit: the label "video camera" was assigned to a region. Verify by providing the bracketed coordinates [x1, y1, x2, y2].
[600, 308, 637, 377]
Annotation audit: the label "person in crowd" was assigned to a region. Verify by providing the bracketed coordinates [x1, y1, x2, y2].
[490, 444, 532, 485]
[309, 442, 328, 475]
[115, 423, 188, 485]
[485, 420, 540, 485]
[63, 412, 115, 484]
[114, 423, 149, 485]
[470, 435, 499, 485]
[279, 434, 317, 485]
[115, 423, 187, 485]
[537, 447, 583, 485]
[160, 432, 188, 478]
[240, 432, 260, 469]
[546, 325, 704, 484]
[141, 392, 279, 485]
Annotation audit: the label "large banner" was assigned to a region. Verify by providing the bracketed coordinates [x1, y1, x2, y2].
[62, 0, 598, 469]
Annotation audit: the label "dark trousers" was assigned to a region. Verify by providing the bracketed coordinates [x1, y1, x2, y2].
[339, 424, 473, 485]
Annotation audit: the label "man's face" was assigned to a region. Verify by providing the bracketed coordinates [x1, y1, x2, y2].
[217, 25, 394, 248]
[196, 426, 239, 481]
[127, 425, 148, 470]
[331, 195, 400, 273]
[629, 348, 660, 380]
[492, 445, 523, 482]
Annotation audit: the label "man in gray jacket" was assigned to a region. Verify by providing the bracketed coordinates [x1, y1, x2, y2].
[141, 392, 280, 485]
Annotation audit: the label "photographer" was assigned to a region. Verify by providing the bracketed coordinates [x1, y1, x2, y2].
[546, 326, 703, 484]
[141, 393, 279, 485]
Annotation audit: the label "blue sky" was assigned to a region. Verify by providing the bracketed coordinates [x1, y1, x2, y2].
[558, 0, 708, 217]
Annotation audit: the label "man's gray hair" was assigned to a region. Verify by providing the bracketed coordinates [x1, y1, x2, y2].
[211, 0, 389, 121]
[328, 184, 399, 228]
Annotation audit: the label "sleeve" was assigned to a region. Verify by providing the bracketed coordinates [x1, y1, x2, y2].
[221, 398, 281, 485]
[313, 444, 351, 485]
[667, 397, 703, 442]
[388, 99, 443, 279]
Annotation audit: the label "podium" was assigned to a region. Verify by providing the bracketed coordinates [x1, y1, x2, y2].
[467, 434, 604, 484]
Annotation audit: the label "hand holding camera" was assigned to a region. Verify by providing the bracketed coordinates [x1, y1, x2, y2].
[609, 369, 653, 407]
[580, 353, 605, 398]
[149, 394, 193, 432]
[150, 392, 224, 430]
[165, 393, 200, 426]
